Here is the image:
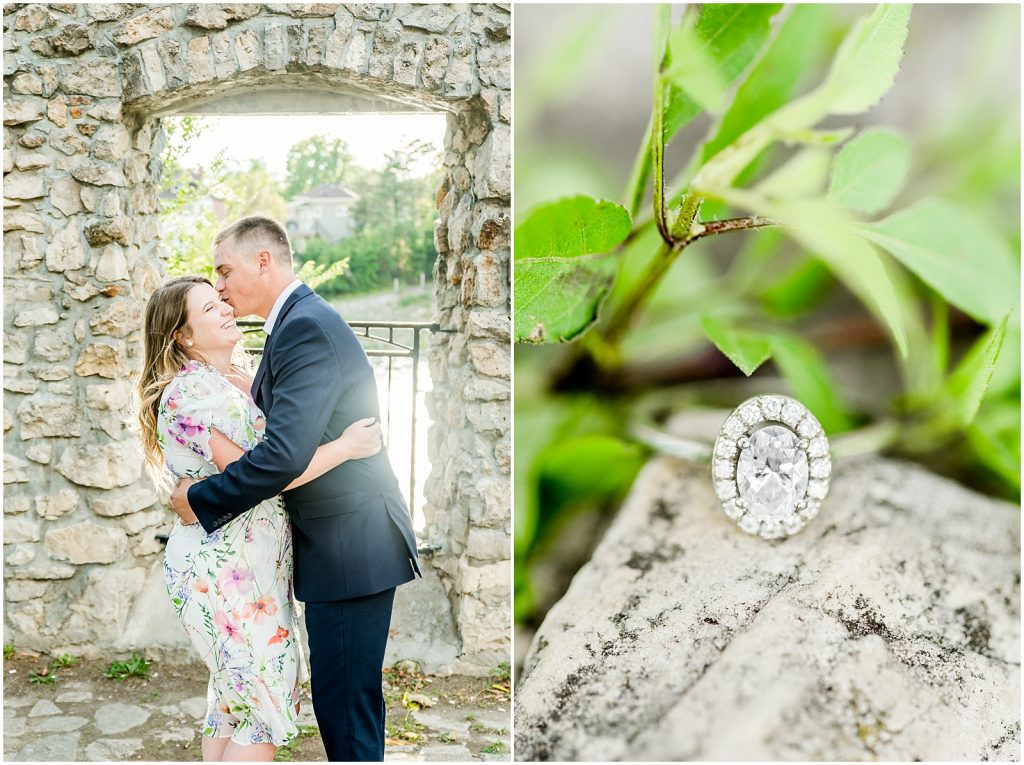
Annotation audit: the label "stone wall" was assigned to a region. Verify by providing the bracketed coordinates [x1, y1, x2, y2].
[3, 2, 510, 672]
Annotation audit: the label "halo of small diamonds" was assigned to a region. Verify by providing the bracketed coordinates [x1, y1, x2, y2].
[711, 395, 831, 540]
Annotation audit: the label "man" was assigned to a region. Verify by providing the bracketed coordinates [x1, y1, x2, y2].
[169, 215, 420, 762]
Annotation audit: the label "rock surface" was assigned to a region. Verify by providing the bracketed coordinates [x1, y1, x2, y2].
[515, 448, 1020, 761]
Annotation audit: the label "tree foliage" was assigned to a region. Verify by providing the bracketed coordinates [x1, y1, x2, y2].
[158, 122, 439, 297]
[283, 135, 354, 200]
[514, 4, 1021, 625]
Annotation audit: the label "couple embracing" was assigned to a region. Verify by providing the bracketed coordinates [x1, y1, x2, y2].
[136, 216, 420, 761]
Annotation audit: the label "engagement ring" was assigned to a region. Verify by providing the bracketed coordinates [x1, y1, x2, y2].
[633, 394, 832, 541]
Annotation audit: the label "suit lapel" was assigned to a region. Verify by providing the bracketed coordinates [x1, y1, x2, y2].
[251, 337, 270, 405]
[251, 284, 315, 406]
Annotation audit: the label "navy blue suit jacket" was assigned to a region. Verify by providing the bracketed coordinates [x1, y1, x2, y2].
[188, 284, 420, 602]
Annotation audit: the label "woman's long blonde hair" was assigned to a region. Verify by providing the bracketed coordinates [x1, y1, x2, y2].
[136, 276, 211, 477]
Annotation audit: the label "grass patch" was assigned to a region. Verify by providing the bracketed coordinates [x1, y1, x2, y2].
[385, 711, 425, 743]
[482, 741, 507, 754]
[4, 645, 14, 660]
[50, 653, 75, 669]
[28, 668, 56, 686]
[104, 654, 150, 681]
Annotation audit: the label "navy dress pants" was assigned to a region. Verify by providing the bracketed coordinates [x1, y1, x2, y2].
[304, 587, 396, 762]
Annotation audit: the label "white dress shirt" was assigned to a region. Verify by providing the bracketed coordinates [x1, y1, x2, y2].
[263, 279, 303, 336]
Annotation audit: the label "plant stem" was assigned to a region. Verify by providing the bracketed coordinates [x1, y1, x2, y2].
[604, 240, 678, 345]
[686, 215, 775, 243]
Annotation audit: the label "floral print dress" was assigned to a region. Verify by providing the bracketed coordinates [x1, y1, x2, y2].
[158, 360, 304, 747]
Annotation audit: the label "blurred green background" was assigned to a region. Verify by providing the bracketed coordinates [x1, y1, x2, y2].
[513, 4, 1021, 668]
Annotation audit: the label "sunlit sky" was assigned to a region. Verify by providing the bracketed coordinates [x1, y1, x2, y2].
[169, 114, 447, 178]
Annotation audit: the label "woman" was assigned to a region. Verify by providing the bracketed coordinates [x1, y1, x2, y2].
[137, 276, 380, 761]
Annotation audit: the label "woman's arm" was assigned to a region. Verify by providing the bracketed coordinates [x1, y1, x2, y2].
[208, 417, 381, 490]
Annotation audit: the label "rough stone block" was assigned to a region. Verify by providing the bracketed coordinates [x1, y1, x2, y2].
[399, 5, 459, 33]
[305, 23, 327, 66]
[12, 305, 60, 328]
[44, 219, 87, 272]
[25, 442, 53, 463]
[35, 489, 80, 519]
[323, 15, 352, 68]
[420, 35, 449, 90]
[515, 455, 1021, 761]
[90, 487, 158, 517]
[443, 36, 476, 98]
[184, 4, 262, 30]
[74, 341, 126, 379]
[393, 34, 423, 87]
[88, 299, 137, 337]
[345, 4, 392, 21]
[3, 97, 45, 125]
[473, 124, 510, 199]
[11, 72, 43, 95]
[85, 4, 138, 22]
[56, 439, 142, 489]
[59, 60, 122, 97]
[33, 325, 74, 362]
[70, 160, 127, 187]
[48, 22, 95, 56]
[17, 393, 84, 438]
[235, 28, 260, 71]
[94, 244, 129, 282]
[368, 20, 400, 79]
[4, 170, 45, 200]
[84, 216, 132, 246]
[49, 176, 85, 216]
[112, 6, 175, 46]
[477, 38, 509, 89]
[342, 30, 369, 72]
[5, 515, 41, 543]
[14, 151, 51, 171]
[263, 23, 288, 70]
[186, 36, 214, 83]
[4, 453, 29, 484]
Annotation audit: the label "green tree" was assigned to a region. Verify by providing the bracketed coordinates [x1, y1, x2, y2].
[159, 118, 348, 293]
[284, 135, 354, 200]
[295, 139, 442, 296]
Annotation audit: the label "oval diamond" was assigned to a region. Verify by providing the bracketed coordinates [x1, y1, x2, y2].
[736, 425, 808, 522]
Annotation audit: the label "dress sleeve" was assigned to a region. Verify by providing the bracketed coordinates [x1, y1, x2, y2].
[163, 367, 247, 464]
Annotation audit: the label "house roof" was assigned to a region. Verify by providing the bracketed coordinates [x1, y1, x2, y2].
[299, 184, 358, 200]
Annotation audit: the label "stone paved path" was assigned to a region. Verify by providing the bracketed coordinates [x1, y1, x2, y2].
[3, 655, 511, 762]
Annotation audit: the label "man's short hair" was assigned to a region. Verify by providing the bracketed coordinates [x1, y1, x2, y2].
[215, 216, 293, 266]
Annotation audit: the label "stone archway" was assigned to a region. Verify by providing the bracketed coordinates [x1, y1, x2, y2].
[3, 3, 510, 674]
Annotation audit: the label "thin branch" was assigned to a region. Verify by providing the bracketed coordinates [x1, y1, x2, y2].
[684, 215, 776, 245]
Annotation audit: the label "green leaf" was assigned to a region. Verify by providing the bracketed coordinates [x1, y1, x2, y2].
[537, 434, 646, 511]
[663, 14, 730, 113]
[946, 314, 1010, 426]
[861, 199, 1020, 326]
[769, 334, 855, 433]
[824, 4, 912, 114]
[694, 4, 911, 192]
[967, 398, 1022, 493]
[627, 4, 782, 214]
[709, 189, 910, 360]
[667, 4, 782, 135]
[514, 255, 618, 343]
[701, 315, 772, 376]
[514, 196, 632, 261]
[829, 128, 910, 214]
[701, 4, 832, 164]
[757, 257, 833, 316]
[755, 146, 835, 200]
